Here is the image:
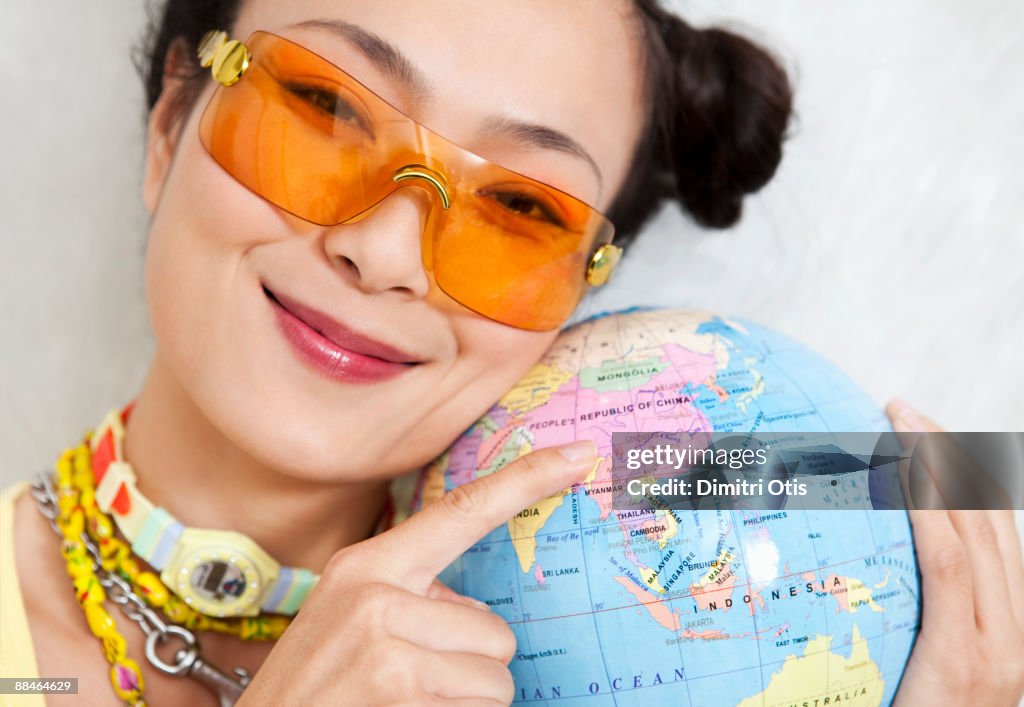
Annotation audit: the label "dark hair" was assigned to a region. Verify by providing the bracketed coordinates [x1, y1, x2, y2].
[137, 0, 792, 248]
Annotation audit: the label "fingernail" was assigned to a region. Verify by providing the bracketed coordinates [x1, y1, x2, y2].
[559, 440, 597, 463]
[890, 398, 925, 432]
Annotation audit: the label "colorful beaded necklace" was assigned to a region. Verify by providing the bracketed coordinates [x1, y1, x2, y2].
[41, 430, 292, 705]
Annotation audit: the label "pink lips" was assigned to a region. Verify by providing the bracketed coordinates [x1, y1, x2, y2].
[265, 285, 419, 383]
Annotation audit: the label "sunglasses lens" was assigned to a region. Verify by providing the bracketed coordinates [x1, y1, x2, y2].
[433, 193, 612, 330]
[200, 32, 390, 225]
[199, 31, 615, 330]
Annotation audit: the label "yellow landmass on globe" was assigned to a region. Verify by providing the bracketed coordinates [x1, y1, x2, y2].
[497, 362, 575, 415]
[694, 548, 737, 589]
[639, 565, 667, 594]
[689, 547, 739, 612]
[547, 308, 730, 371]
[824, 574, 884, 614]
[509, 457, 602, 573]
[845, 576, 884, 613]
[509, 493, 565, 573]
[738, 624, 884, 707]
[419, 453, 448, 508]
[874, 570, 891, 589]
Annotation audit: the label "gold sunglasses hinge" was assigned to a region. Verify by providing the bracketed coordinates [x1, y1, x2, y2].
[197, 30, 251, 86]
[586, 244, 623, 287]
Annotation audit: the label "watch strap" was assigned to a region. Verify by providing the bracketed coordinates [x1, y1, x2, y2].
[88, 405, 320, 616]
[261, 567, 318, 614]
[131, 507, 185, 571]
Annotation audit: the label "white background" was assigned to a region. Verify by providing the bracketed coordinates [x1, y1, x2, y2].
[2, 0, 1022, 485]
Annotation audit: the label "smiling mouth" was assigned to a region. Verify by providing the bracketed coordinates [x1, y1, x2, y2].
[263, 284, 421, 383]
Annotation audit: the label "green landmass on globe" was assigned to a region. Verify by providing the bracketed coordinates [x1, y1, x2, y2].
[395, 308, 921, 706]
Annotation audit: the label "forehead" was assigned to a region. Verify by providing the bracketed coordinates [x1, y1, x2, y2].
[233, 0, 646, 207]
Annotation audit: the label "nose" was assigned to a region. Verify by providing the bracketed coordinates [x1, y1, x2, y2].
[321, 184, 438, 300]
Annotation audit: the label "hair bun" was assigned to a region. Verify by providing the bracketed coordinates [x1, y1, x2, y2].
[661, 23, 792, 228]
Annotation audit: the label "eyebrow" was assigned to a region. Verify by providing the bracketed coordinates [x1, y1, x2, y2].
[294, 19, 432, 101]
[294, 18, 603, 188]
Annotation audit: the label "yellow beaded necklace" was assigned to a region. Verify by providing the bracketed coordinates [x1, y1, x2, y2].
[43, 432, 292, 705]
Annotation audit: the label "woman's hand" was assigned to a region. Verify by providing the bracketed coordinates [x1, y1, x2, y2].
[237, 440, 598, 706]
[887, 400, 1024, 706]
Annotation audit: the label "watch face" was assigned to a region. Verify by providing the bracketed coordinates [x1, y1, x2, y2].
[191, 559, 247, 601]
[164, 545, 268, 617]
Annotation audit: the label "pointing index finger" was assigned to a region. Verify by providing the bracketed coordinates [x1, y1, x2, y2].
[374, 441, 598, 593]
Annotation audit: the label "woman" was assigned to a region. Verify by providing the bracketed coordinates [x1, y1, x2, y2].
[2, 0, 1021, 704]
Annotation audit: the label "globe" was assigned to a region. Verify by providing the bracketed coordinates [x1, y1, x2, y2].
[399, 308, 920, 706]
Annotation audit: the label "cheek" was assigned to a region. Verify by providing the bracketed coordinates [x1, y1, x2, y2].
[143, 111, 282, 384]
[396, 319, 557, 467]
[469, 318, 558, 375]
[443, 319, 559, 419]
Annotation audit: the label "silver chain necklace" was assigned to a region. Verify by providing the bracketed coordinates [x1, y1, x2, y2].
[31, 472, 252, 707]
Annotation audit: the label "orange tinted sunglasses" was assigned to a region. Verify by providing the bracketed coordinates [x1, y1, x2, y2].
[196, 30, 622, 331]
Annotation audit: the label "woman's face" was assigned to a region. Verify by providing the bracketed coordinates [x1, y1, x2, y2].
[142, 0, 645, 481]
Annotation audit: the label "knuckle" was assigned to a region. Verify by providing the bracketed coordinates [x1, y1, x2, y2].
[926, 545, 971, 585]
[350, 582, 397, 626]
[397, 643, 427, 695]
[516, 450, 545, 477]
[971, 513, 1000, 548]
[370, 640, 419, 698]
[441, 482, 490, 521]
[323, 548, 360, 584]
